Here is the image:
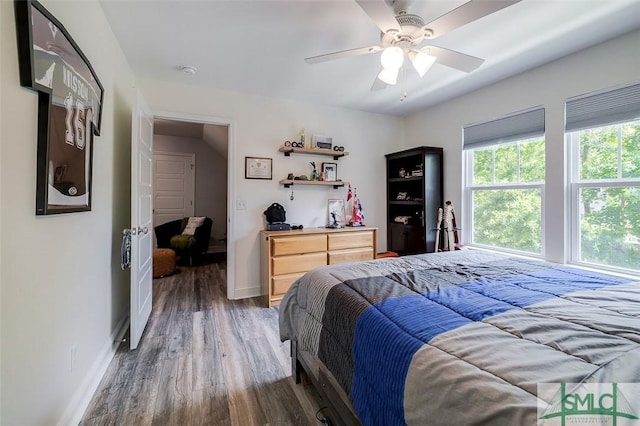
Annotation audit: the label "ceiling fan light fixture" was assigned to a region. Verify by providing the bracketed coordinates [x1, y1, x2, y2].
[409, 51, 436, 77]
[380, 46, 404, 70]
[378, 67, 399, 85]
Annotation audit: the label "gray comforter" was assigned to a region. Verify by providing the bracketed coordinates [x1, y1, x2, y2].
[279, 250, 640, 425]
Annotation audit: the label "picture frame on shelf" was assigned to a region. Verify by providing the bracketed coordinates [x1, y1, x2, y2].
[245, 157, 272, 180]
[322, 162, 337, 181]
[15, 0, 104, 215]
[327, 199, 346, 228]
[313, 135, 332, 150]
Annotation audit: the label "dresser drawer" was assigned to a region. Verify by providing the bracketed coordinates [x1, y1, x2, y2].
[328, 247, 373, 265]
[272, 252, 327, 275]
[272, 235, 327, 256]
[272, 273, 305, 297]
[328, 231, 374, 250]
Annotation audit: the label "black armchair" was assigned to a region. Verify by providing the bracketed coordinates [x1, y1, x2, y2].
[154, 217, 213, 265]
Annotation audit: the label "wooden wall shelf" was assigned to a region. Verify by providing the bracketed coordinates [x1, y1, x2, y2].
[279, 179, 347, 189]
[279, 147, 349, 160]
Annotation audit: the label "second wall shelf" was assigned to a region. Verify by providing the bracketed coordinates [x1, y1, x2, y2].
[279, 179, 347, 189]
[279, 146, 349, 160]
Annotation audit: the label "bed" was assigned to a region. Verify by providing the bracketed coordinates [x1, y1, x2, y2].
[279, 250, 640, 425]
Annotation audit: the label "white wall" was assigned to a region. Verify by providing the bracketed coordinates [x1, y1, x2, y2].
[154, 134, 228, 239]
[140, 79, 403, 298]
[403, 29, 640, 263]
[0, 1, 135, 424]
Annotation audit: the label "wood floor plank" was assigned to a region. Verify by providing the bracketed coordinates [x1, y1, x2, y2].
[117, 336, 166, 426]
[214, 301, 269, 426]
[81, 259, 325, 426]
[152, 355, 192, 425]
[192, 385, 231, 426]
[244, 335, 319, 425]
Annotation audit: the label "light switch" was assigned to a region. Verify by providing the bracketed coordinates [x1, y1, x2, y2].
[236, 199, 247, 210]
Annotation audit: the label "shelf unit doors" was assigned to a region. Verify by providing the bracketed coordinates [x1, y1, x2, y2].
[385, 147, 443, 255]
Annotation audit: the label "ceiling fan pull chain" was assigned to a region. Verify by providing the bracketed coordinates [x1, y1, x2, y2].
[400, 66, 407, 102]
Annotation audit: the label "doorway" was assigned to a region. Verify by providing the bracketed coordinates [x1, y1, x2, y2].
[151, 112, 234, 299]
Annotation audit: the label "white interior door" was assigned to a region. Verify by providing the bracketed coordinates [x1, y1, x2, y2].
[153, 152, 195, 226]
[130, 91, 154, 350]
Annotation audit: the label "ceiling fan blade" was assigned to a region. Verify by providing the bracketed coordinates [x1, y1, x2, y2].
[305, 45, 381, 64]
[422, 46, 484, 73]
[423, 0, 521, 38]
[355, 0, 401, 34]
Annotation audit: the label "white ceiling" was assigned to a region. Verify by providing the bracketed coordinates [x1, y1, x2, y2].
[100, 0, 640, 117]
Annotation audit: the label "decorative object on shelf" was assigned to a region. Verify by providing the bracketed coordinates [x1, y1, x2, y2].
[299, 128, 305, 145]
[399, 167, 406, 178]
[322, 162, 337, 181]
[313, 135, 332, 150]
[15, 0, 104, 215]
[287, 173, 294, 180]
[245, 157, 272, 180]
[284, 140, 292, 147]
[396, 192, 407, 200]
[394, 216, 411, 225]
[294, 175, 309, 180]
[327, 199, 346, 228]
[349, 186, 365, 227]
[333, 145, 345, 152]
[310, 162, 319, 181]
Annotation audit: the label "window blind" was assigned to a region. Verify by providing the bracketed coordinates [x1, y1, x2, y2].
[463, 107, 545, 150]
[566, 82, 640, 132]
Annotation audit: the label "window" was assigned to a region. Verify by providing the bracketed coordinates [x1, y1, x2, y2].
[467, 138, 545, 254]
[567, 83, 640, 274]
[569, 120, 640, 272]
[464, 107, 545, 255]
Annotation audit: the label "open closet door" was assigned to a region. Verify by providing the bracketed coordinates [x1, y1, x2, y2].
[130, 91, 154, 350]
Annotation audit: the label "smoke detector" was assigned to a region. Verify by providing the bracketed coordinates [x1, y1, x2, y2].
[178, 65, 197, 75]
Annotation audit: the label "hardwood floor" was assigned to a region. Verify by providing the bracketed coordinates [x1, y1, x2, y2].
[80, 260, 322, 426]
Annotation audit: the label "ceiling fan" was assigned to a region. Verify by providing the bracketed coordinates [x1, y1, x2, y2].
[305, 0, 521, 89]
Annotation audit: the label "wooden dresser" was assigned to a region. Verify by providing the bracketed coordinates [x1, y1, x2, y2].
[260, 227, 377, 307]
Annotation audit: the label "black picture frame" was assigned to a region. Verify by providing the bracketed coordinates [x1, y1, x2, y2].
[15, 0, 104, 215]
[322, 162, 337, 181]
[245, 157, 272, 180]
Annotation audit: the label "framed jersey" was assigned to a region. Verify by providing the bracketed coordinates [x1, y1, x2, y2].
[15, 0, 104, 215]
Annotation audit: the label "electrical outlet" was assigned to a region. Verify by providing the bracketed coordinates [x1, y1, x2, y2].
[236, 199, 247, 211]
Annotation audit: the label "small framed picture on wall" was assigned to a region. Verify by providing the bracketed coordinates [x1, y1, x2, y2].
[245, 157, 272, 180]
[322, 162, 337, 181]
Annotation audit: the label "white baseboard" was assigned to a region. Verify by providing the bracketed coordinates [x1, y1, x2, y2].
[233, 284, 261, 300]
[57, 315, 129, 426]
